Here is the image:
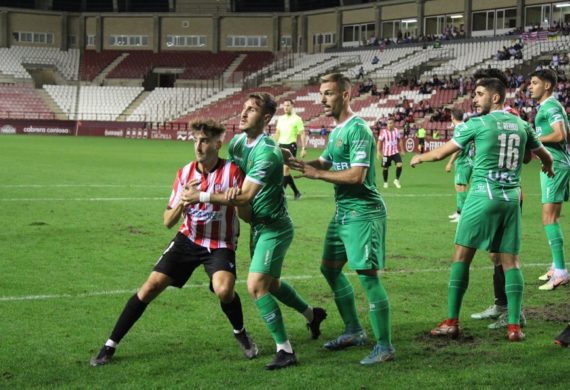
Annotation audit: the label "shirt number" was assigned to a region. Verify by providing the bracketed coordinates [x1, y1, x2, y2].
[497, 133, 520, 170]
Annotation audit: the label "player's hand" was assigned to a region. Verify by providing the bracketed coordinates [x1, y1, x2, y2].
[295, 163, 320, 179]
[542, 164, 555, 178]
[410, 154, 422, 168]
[281, 148, 295, 166]
[225, 186, 241, 200]
[445, 163, 452, 172]
[181, 179, 201, 204]
[300, 148, 307, 159]
[288, 158, 304, 171]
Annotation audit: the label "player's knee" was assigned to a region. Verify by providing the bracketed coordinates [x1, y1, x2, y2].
[138, 280, 166, 302]
[213, 283, 234, 302]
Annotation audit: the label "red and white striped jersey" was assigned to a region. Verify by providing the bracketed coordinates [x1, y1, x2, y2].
[168, 159, 244, 250]
[378, 128, 401, 156]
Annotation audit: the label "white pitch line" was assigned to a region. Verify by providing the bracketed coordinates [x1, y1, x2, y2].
[0, 263, 550, 302]
[0, 193, 542, 202]
[0, 184, 166, 188]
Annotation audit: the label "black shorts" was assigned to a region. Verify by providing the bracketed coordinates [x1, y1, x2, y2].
[382, 153, 402, 168]
[279, 142, 298, 158]
[153, 232, 236, 288]
[418, 138, 425, 146]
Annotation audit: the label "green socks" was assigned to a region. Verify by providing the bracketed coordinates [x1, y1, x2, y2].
[272, 281, 309, 314]
[358, 274, 392, 346]
[448, 261, 469, 319]
[320, 265, 362, 333]
[545, 223, 566, 270]
[255, 294, 288, 344]
[505, 268, 524, 325]
[456, 191, 467, 212]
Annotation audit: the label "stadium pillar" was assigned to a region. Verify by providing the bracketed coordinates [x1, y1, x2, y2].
[212, 16, 220, 54]
[34, 0, 52, 10]
[463, 0, 471, 38]
[273, 15, 281, 51]
[291, 16, 298, 53]
[300, 14, 308, 53]
[284, 0, 291, 13]
[78, 16, 86, 50]
[169, 0, 175, 12]
[153, 15, 160, 53]
[336, 9, 342, 50]
[516, 0, 525, 29]
[0, 11, 8, 48]
[416, 0, 424, 37]
[112, 0, 118, 12]
[375, 5, 381, 40]
[95, 15, 102, 53]
[61, 13, 69, 51]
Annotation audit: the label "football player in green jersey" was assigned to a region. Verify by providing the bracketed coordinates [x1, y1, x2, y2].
[529, 69, 570, 291]
[411, 77, 554, 341]
[183, 93, 326, 370]
[445, 108, 473, 223]
[290, 73, 395, 365]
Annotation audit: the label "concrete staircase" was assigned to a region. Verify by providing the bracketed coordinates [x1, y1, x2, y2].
[92, 53, 129, 86]
[36, 88, 67, 120]
[223, 54, 247, 84]
[119, 91, 150, 122]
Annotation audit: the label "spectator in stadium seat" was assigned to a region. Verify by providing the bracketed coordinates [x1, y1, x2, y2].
[356, 66, 365, 80]
[411, 77, 554, 342]
[90, 119, 258, 367]
[290, 72, 395, 366]
[185, 92, 327, 370]
[372, 55, 379, 65]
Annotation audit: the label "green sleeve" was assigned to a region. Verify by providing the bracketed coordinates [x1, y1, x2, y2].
[348, 124, 373, 166]
[247, 149, 278, 185]
[525, 122, 542, 151]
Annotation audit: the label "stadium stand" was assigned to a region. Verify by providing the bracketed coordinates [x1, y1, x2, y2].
[0, 83, 54, 119]
[44, 85, 143, 120]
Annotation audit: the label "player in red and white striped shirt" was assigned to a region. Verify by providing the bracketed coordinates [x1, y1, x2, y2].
[91, 119, 258, 367]
[377, 119, 405, 188]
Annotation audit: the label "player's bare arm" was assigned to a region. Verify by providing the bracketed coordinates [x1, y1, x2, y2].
[539, 121, 567, 143]
[298, 163, 367, 185]
[183, 178, 262, 207]
[533, 146, 555, 177]
[411, 140, 460, 167]
[163, 202, 186, 229]
[446, 151, 460, 172]
[299, 129, 307, 158]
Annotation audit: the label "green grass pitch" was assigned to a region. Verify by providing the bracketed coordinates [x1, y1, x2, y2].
[0, 135, 568, 389]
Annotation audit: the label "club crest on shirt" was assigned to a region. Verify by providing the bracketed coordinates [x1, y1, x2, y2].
[336, 138, 343, 148]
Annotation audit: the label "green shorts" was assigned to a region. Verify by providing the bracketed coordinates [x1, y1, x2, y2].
[322, 216, 385, 270]
[249, 218, 293, 278]
[540, 168, 570, 204]
[454, 162, 473, 186]
[454, 194, 521, 254]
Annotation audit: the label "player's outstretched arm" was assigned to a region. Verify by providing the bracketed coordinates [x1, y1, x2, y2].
[410, 140, 460, 167]
[533, 146, 555, 177]
[299, 164, 367, 185]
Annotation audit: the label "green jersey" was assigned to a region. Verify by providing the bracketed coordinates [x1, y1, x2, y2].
[534, 96, 570, 168]
[452, 122, 474, 167]
[320, 115, 386, 220]
[453, 110, 542, 201]
[228, 133, 289, 225]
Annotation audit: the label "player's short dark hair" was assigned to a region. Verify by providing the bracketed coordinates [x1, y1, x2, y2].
[476, 77, 506, 104]
[190, 119, 226, 139]
[473, 68, 508, 87]
[248, 92, 277, 117]
[283, 98, 294, 105]
[451, 108, 464, 122]
[530, 68, 558, 88]
[321, 72, 352, 92]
